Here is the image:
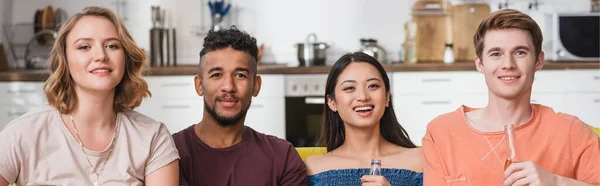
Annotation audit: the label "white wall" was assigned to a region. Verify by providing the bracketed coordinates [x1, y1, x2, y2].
[8, 0, 592, 66]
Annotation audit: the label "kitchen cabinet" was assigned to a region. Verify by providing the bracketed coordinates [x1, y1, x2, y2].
[245, 97, 285, 139]
[565, 93, 600, 127]
[393, 71, 487, 145]
[136, 75, 202, 133]
[247, 74, 286, 138]
[0, 82, 46, 130]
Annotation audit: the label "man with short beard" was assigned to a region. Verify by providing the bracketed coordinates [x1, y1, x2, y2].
[172, 27, 308, 186]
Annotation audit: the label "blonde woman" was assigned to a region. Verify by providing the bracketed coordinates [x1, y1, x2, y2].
[0, 7, 179, 185]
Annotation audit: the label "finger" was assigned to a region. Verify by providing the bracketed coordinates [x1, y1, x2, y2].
[511, 174, 534, 186]
[362, 175, 386, 182]
[504, 161, 529, 179]
[503, 169, 529, 186]
[361, 175, 377, 182]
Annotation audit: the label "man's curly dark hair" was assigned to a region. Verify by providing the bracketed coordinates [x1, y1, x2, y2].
[199, 26, 258, 74]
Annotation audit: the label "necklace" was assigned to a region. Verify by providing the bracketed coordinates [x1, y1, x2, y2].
[69, 114, 118, 186]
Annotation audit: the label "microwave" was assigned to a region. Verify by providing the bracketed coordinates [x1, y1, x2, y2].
[543, 13, 600, 61]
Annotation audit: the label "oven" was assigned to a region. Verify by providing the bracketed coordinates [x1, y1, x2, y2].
[284, 74, 328, 147]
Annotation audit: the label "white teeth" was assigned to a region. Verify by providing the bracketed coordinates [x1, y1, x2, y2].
[91, 69, 110, 73]
[354, 106, 373, 111]
[500, 76, 516, 80]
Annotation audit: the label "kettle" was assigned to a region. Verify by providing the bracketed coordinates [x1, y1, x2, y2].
[359, 38, 387, 64]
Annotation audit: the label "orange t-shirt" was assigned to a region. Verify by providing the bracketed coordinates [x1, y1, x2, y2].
[422, 104, 600, 186]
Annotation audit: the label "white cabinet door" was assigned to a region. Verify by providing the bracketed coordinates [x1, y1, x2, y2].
[256, 75, 285, 98]
[145, 76, 198, 99]
[245, 97, 285, 139]
[394, 94, 467, 146]
[532, 70, 566, 93]
[530, 93, 566, 112]
[392, 71, 487, 95]
[0, 82, 46, 106]
[564, 93, 600, 127]
[136, 98, 204, 134]
[564, 69, 600, 92]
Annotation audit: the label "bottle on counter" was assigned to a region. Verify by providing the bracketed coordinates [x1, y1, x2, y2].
[404, 17, 418, 64]
[444, 43, 455, 64]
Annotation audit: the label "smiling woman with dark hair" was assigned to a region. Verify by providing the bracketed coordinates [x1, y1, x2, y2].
[304, 52, 423, 186]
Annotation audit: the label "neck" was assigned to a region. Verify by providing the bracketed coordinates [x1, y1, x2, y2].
[195, 113, 245, 148]
[69, 88, 117, 130]
[483, 91, 533, 129]
[337, 122, 385, 161]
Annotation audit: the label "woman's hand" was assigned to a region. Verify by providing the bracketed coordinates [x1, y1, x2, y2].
[361, 175, 391, 186]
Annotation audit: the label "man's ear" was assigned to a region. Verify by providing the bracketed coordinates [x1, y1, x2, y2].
[327, 95, 337, 112]
[535, 51, 545, 71]
[475, 56, 484, 74]
[194, 74, 204, 96]
[252, 75, 262, 97]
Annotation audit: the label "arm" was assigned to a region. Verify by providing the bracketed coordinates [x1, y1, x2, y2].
[280, 146, 308, 186]
[145, 160, 179, 186]
[0, 177, 8, 186]
[422, 128, 448, 186]
[144, 124, 181, 186]
[569, 119, 600, 185]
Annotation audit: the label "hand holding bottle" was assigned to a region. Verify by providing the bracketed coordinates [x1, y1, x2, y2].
[503, 161, 558, 186]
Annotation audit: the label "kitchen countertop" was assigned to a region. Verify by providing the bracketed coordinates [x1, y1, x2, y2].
[1, 61, 598, 82]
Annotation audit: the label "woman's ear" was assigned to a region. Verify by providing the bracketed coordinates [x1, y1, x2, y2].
[327, 95, 337, 112]
[386, 92, 391, 107]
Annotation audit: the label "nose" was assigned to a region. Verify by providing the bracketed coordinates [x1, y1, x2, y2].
[356, 87, 370, 102]
[93, 45, 107, 62]
[501, 54, 516, 69]
[220, 75, 237, 93]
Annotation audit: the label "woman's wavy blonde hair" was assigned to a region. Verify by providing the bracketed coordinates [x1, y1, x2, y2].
[44, 6, 150, 114]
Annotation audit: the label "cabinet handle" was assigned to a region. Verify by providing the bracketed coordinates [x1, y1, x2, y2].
[7, 89, 37, 94]
[594, 99, 600, 103]
[305, 97, 325, 104]
[8, 111, 26, 117]
[594, 76, 600, 80]
[161, 105, 191, 109]
[421, 78, 452, 83]
[531, 99, 538, 103]
[421, 101, 451, 105]
[160, 83, 190, 87]
[250, 104, 263, 108]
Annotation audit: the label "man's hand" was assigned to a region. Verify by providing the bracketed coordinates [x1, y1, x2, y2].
[503, 161, 557, 186]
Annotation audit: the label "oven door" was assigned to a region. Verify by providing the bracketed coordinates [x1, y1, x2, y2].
[285, 97, 325, 147]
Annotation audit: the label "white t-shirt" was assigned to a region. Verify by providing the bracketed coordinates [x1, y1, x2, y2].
[0, 106, 180, 185]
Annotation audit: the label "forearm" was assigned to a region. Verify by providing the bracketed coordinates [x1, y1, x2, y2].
[556, 175, 596, 186]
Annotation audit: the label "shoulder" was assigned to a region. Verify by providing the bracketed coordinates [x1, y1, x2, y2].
[304, 153, 334, 175]
[120, 109, 164, 129]
[536, 104, 586, 129]
[2, 106, 57, 134]
[247, 126, 294, 150]
[170, 125, 196, 159]
[382, 145, 423, 172]
[425, 107, 465, 132]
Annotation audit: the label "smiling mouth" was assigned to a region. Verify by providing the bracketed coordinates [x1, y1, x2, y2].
[353, 105, 374, 112]
[89, 69, 112, 73]
[498, 76, 520, 80]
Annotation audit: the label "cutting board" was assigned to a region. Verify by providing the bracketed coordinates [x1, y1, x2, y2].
[412, 0, 453, 62]
[452, 3, 490, 61]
